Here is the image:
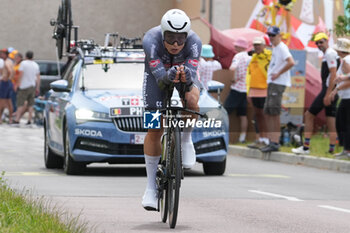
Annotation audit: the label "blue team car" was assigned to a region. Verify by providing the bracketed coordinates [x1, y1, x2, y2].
[43, 39, 229, 175]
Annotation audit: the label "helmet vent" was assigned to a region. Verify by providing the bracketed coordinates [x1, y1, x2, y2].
[167, 21, 187, 31]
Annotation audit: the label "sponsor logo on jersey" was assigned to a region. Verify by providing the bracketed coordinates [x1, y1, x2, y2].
[149, 59, 160, 67]
[188, 59, 199, 67]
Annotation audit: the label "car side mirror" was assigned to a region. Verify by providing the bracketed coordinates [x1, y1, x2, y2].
[207, 80, 225, 105]
[50, 80, 70, 92]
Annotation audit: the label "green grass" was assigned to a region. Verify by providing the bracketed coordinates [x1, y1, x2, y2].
[236, 134, 348, 160]
[279, 134, 344, 159]
[0, 172, 91, 233]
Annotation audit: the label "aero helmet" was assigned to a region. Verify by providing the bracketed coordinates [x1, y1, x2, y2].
[161, 9, 191, 36]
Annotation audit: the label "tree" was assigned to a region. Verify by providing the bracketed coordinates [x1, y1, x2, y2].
[335, 1, 350, 36]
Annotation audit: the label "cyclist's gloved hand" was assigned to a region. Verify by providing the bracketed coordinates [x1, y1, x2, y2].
[183, 66, 193, 86]
[166, 66, 178, 84]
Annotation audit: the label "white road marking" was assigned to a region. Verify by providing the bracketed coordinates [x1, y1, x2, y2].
[249, 190, 304, 202]
[229, 174, 290, 178]
[318, 205, 350, 214]
[3, 172, 62, 176]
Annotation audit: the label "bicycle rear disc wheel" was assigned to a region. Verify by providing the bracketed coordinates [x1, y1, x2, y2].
[168, 126, 182, 228]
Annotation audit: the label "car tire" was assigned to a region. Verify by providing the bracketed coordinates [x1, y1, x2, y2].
[203, 158, 226, 176]
[44, 126, 63, 169]
[64, 126, 86, 175]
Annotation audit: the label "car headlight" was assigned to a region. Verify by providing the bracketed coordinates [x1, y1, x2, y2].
[75, 109, 112, 123]
[203, 108, 227, 123]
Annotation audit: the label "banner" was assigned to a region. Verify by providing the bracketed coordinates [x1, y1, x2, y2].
[281, 50, 307, 125]
[299, 0, 314, 23]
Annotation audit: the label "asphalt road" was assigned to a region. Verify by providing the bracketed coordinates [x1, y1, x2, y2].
[1, 124, 350, 233]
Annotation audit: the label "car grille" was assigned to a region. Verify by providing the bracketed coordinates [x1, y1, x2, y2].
[75, 137, 144, 155]
[113, 117, 147, 132]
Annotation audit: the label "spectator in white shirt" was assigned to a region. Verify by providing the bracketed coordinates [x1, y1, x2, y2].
[260, 26, 295, 153]
[13, 51, 40, 125]
[330, 38, 350, 159]
[198, 44, 222, 89]
[224, 37, 251, 143]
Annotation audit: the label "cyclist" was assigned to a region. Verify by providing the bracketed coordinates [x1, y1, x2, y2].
[142, 9, 202, 210]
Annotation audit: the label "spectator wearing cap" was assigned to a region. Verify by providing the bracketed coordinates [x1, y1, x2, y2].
[292, 32, 340, 155]
[198, 44, 222, 90]
[260, 26, 295, 153]
[246, 36, 272, 149]
[224, 37, 251, 143]
[0, 48, 14, 124]
[330, 38, 350, 159]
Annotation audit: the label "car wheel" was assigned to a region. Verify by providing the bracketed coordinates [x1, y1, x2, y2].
[203, 158, 226, 176]
[44, 126, 63, 169]
[64, 126, 86, 175]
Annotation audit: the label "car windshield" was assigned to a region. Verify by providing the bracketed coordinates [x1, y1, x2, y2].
[79, 63, 144, 90]
[37, 61, 64, 76]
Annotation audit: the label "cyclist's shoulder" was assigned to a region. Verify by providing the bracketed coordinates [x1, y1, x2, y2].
[186, 30, 202, 45]
[143, 26, 163, 50]
[144, 26, 162, 41]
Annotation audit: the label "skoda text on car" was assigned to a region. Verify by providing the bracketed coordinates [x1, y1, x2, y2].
[43, 37, 229, 175]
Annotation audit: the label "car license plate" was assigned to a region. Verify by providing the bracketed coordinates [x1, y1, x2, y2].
[110, 107, 143, 117]
[131, 134, 145, 144]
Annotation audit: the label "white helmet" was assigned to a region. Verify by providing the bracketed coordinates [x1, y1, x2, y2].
[161, 9, 191, 35]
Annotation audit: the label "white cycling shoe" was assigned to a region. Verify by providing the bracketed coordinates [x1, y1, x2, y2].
[182, 142, 196, 169]
[142, 189, 158, 211]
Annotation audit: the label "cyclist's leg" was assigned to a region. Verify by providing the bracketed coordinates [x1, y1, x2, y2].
[142, 71, 165, 210]
[178, 82, 200, 168]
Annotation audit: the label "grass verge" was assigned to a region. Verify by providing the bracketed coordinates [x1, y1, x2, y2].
[236, 134, 349, 160]
[0, 172, 91, 233]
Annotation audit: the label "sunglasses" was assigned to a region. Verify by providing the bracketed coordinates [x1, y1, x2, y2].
[164, 31, 187, 46]
[315, 40, 324, 45]
[267, 34, 276, 38]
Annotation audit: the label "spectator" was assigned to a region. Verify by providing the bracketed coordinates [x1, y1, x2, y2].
[260, 26, 295, 153]
[13, 51, 40, 125]
[198, 44, 222, 89]
[330, 38, 350, 159]
[292, 32, 339, 155]
[12, 53, 23, 114]
[224, 37, 251, 143]
[246, 36, 272, 149]
[0, 49, 14, 124]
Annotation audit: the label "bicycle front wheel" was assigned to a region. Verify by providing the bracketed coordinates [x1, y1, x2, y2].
[159, 135, 168, 223]
[167, 126, 182, 228]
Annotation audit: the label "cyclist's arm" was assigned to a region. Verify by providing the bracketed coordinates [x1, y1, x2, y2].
[182, 33, 202, 82]
[142, 32, 167, 84]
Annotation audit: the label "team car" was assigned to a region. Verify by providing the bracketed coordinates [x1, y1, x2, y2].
[43, 36, 229, 175]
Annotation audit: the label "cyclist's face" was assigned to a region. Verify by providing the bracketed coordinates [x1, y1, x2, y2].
[163, 31, 186, 55]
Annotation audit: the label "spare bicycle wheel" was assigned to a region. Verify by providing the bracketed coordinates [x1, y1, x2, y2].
[53, 5, 64, 59]
[52, 0, 72, 59]
[62, 0, 72, 54]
